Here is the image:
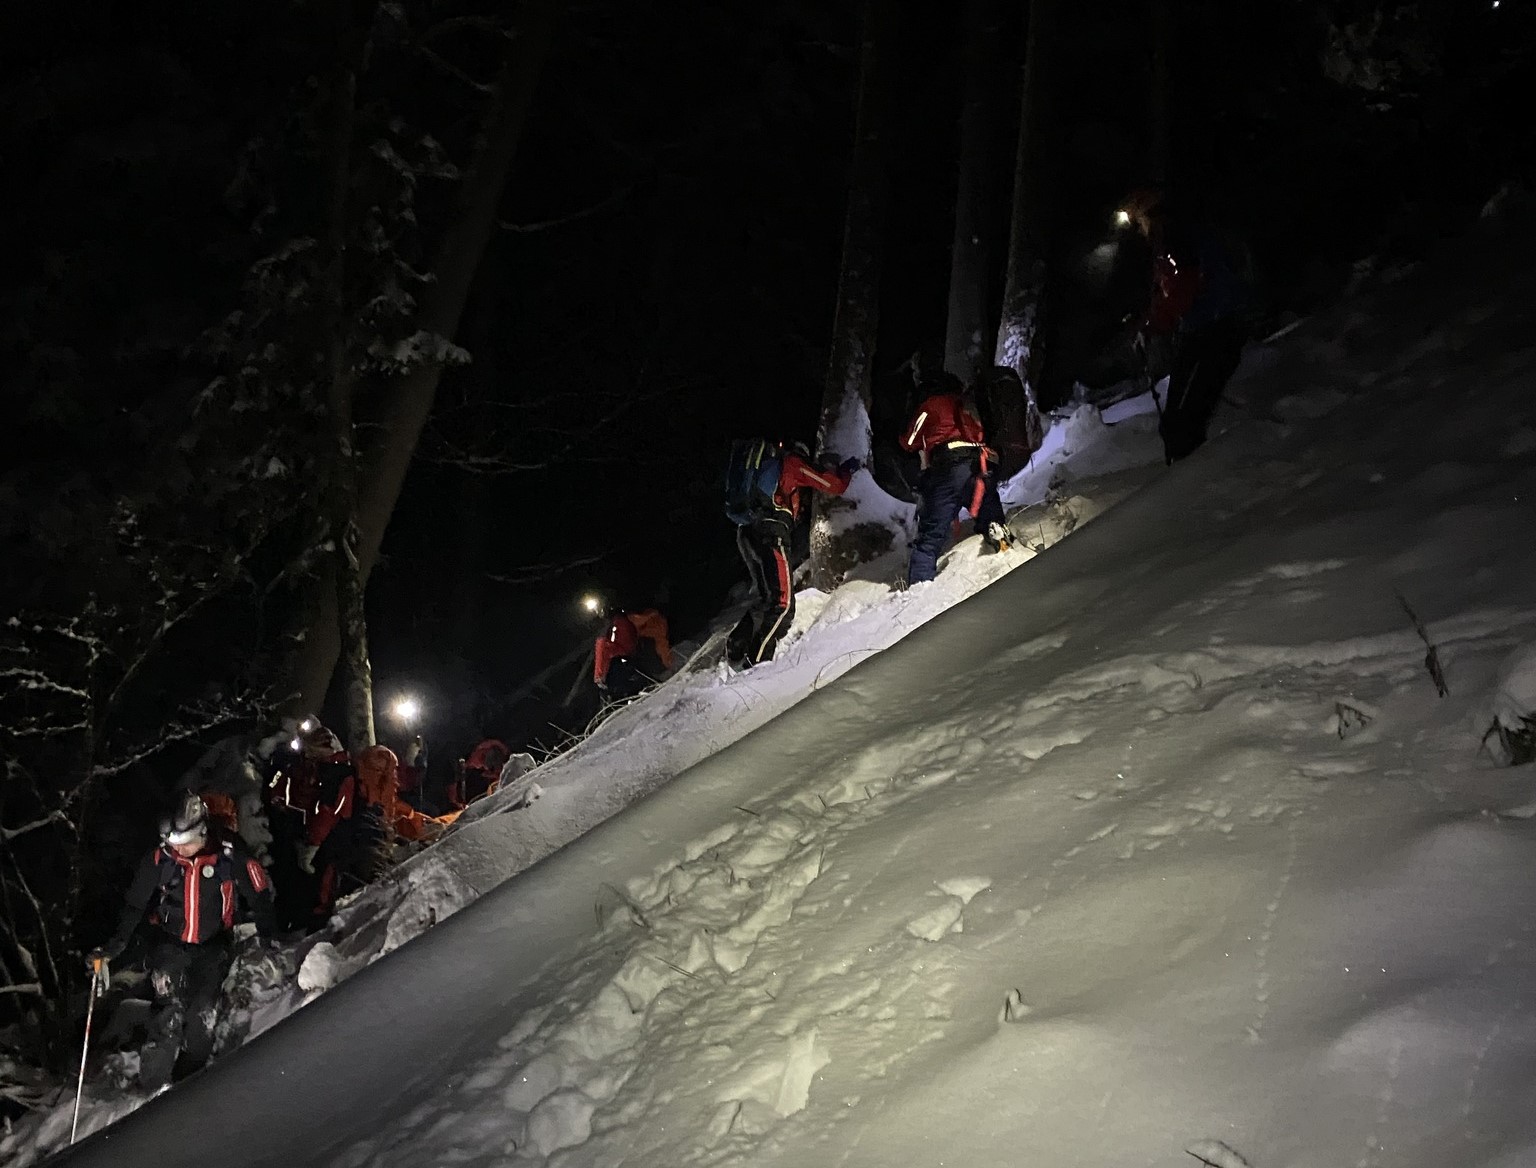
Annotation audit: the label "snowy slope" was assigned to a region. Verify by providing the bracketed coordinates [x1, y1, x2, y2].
[34, 215, 1536, 1168]
[11, 372, 1161, 1164]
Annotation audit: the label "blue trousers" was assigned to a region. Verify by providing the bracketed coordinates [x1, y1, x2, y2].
[908, 454, 1005, 584]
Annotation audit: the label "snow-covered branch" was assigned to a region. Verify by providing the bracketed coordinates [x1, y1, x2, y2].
[496, 184, 635, 233]
[0, 813, 70, 844]
[484, 552, 607, 585]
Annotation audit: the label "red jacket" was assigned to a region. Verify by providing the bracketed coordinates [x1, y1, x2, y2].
[107, 839, 274, 950]
[309, 745, 444, 846]
[594, 609, 676, 683]
[595, 613, 640, 682]
[449, 739, 511, 808]
[774, 454, 852, 520]
[1148, 248, 1201, 334]
[900, 394, 987, 463]
[268, 751, 351, 820]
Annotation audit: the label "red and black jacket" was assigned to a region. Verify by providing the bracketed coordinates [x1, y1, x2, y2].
[900, 393, 989, 467]
[594, 613, 642, 683]
[108, 839, 275, 951]
[773, 454, 852, 521]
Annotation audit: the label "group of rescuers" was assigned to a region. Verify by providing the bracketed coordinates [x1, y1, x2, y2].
[84, 725, 526, 1090]
[725, 187, 1246, 670]
[85, 185, 1243, 1092]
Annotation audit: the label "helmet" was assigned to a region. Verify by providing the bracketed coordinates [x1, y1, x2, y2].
[466, 738, 511, 774]
[159, 791, 209, 849]
[787, 440, 812, 461]
[355, 745, 400, 800]
[918, 371, 964, 397]
[1116, 186, 1166, 231]
[300, 724, 344, 760]
[356, 744, 399, 776]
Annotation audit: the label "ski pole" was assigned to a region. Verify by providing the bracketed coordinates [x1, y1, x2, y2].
[1139, 340, 1163, 422]
[71, 958, 103, 1145]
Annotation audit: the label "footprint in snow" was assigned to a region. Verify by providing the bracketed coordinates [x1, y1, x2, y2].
[906, 877, 991, 940]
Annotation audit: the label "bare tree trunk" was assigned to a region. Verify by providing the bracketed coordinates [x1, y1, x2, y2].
[288, 0, 560, 714]
[809, 0, 890, 590]
[993, 0, 1059, 448]
[943, 0, 1001, 384]
[336, 514, 376, 750]
[321, 0, 377, 750]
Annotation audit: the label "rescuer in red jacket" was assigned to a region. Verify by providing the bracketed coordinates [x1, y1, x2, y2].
[304, 744, 452, 921]
[1120, 187, 1247, 463]
[594, 607, 675, 701]
[449, 737, 513, 809]
[899, 376, 1011, 584]
[726, 442, 856, 669]
[90, 792, 276, 1089]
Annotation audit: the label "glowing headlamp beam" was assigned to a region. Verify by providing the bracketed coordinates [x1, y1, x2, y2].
[390, 696, 422, 725]
[1114, 209, 1132, 228]
[581, 594, 603, 614]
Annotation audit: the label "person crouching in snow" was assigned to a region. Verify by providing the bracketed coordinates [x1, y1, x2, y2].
[899, 374, 1010, 584]
[594, 605, 675, 701]
[89, 791, 275, 1090]
[724, 439, 857, 669]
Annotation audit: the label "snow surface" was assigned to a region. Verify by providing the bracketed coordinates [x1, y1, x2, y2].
[22, 216, 1536, 1168]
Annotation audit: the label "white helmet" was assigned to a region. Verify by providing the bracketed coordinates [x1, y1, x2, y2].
[159, 791, 208, 848]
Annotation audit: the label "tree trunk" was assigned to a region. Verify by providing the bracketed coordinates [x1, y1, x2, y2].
[809, 0, 891, 590]
[336, 513, 376, 751]
[992, 0, 1059, 447]
[288, 0, 561, 715]
[943, 0, 1001, 384]
[323, 0, 376, 751]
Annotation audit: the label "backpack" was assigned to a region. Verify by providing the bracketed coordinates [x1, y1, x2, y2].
[724, 439, 784, 526]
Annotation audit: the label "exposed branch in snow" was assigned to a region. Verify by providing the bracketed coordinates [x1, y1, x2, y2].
[1396, 591, 1448, 697]
[1186, 1140, 1253, 1168]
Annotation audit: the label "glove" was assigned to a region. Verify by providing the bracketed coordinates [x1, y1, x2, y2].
[297, 844, 319, 875]
[838, 457, 860, 476]
[86, 948, 115, 989]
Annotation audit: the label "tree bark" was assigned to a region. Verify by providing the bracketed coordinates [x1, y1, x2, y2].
[943, 0, 1001, 384]
[992, 0, 1058, 447]
[809, 0, 891, 590]
[322, 0, 377, 750]
[288, 0, 561, 715]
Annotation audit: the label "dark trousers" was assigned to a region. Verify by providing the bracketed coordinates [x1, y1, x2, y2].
[1161, 318, 1244, 462]
[729, 523, 794, 666]
[603, 656, 649, 700]
[141, 936, 232, 1090]
[908, 453, 1005, 583]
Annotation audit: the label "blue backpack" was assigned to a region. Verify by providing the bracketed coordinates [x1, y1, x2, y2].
[724, 439, 784, 526]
